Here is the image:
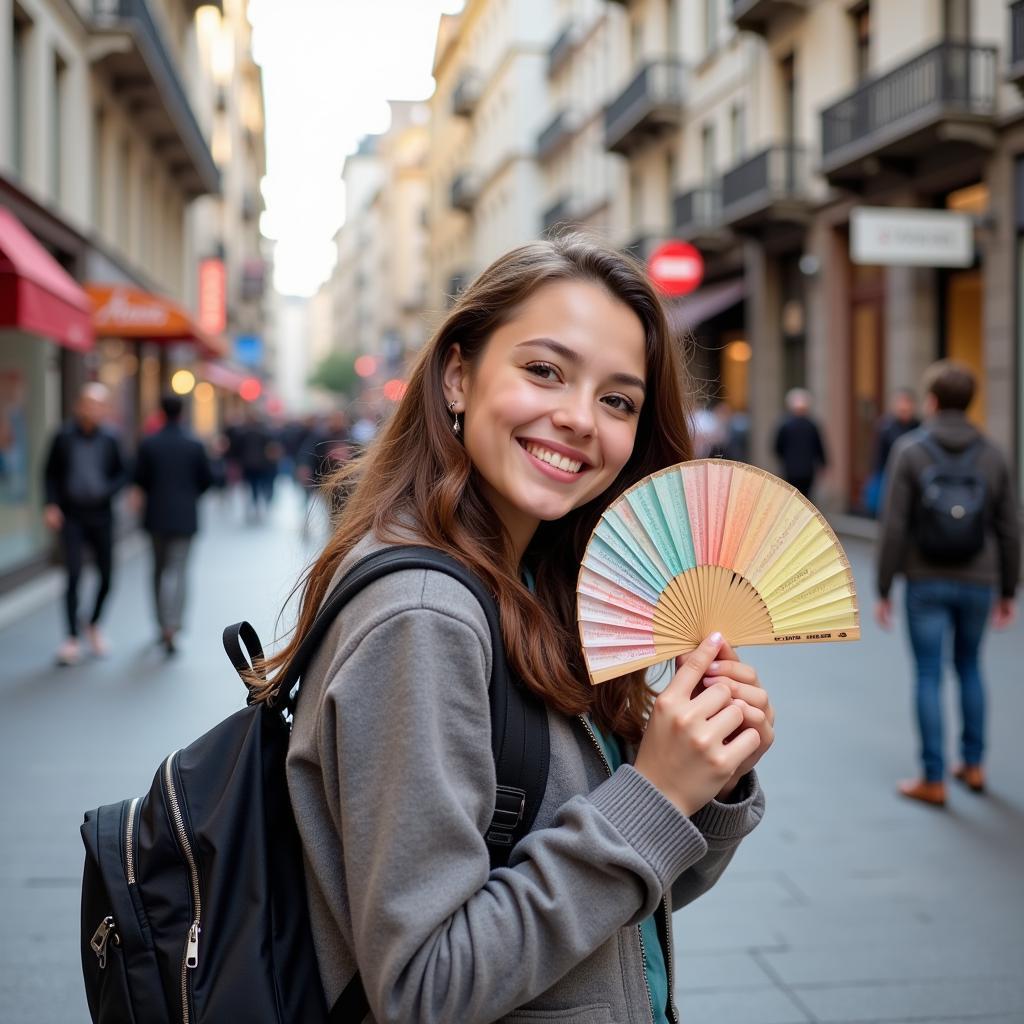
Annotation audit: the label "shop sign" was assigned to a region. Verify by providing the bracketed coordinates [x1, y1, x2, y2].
[851, 207, 973, 268]
[234, 334, 263, 366]
[198, 259, 227, 334]
[648, 241, 704, 297]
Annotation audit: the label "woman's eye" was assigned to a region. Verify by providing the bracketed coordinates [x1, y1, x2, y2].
[604, 395, 638, 415]
[526, 362, 559, 381]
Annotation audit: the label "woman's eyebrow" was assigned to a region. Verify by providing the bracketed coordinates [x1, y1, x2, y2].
[515, 337, 646, 393]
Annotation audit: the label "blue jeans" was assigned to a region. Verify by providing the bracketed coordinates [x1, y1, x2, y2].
[904, 579, 994, 782]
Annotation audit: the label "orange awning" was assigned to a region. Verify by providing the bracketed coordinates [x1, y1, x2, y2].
[0, 207, 93, 351]
[86, 284, 227, 358]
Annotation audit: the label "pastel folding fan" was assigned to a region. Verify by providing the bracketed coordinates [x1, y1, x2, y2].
[577, 459, 860, 685]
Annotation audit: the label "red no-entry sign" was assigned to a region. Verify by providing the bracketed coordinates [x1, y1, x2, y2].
[648, 240, 704, 297]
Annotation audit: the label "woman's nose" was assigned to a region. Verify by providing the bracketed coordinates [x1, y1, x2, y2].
[551, 393, 596, 436]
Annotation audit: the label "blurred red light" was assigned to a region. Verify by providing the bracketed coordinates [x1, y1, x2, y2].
[354, 355, 378, 378]
[383, 378, 407, 402]
[239, 378, 262, 402]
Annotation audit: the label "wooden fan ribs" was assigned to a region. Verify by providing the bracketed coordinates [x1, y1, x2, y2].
[578, 459, 861, 686]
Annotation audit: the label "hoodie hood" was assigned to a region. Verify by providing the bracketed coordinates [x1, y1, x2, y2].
[925, 410, 982, 452]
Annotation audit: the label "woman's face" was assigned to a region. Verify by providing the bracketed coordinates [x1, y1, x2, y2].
[444, 279, 647, 557]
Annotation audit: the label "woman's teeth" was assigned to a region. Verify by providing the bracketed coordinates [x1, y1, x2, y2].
[524, 442, 583, 474]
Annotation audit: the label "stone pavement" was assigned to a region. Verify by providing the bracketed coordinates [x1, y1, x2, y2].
[0, 488, 1021, 1023]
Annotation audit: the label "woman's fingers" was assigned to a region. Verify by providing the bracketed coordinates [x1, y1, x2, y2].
[704, 659, 758, 685]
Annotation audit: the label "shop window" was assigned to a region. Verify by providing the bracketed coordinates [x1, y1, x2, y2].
[721, 337, 750, 411]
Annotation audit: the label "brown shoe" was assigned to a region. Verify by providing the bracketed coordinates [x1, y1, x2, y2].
[953, 764, 986, 793]
[898, 779, 947, 807]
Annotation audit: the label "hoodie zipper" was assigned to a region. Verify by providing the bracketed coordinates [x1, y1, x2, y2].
[163, 752, 202, 1024]
[577, 715, 658, 1024]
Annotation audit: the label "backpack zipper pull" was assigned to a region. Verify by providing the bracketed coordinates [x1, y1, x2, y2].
[90, 916, 116, 969]
[186, 921, 201, 969]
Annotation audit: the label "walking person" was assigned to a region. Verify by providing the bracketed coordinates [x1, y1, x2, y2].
[875, 361, 1020, 806]
[133, 394, 213, 654]
[864, 388, 920, 517]
[773, 387, 827, 498]
[43, 382, 127, 665]
[253, 236, 773, 1022]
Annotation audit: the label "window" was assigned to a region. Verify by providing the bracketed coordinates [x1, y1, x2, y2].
[852, 3, 870, 81]
[701, 123, 716, 184]
[704, 0, 717, 55]
[730, 104, 745, 164]
[92, 106, 105, 228]
[665, 149, 676, 220]
[780, 54, 796, 144]
[118, 137, 131, 250]
[943, 0, 971, 42]
[52, 51, 67, 202]
[12, 8, 31, 177]
[629, 166, 643, 228]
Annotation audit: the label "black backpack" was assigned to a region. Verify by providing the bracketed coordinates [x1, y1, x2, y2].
[80, 546, 549, 1024]
[913, 433, 988, 563]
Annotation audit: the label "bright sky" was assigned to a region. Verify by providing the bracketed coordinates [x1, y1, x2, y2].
[249, 0, 464, 297]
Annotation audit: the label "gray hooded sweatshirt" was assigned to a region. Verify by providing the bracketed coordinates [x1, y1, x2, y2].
[286, 532, 766, 1024]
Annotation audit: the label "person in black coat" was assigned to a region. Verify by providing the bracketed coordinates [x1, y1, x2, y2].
[773, 388, 828, 499]
[43, 382, 127, 665]
[134, 394, 213, 654]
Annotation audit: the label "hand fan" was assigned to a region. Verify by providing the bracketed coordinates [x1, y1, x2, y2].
[577, 459, 860, 685]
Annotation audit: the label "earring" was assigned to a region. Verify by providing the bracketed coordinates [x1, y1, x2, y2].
[448, 400, 461, 435]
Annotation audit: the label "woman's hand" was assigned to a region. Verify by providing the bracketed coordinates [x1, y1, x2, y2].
[701, 639, 775, 800]
[634, 633, 762, 817]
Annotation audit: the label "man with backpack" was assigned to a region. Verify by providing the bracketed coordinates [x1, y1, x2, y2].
[875, 361, 1020, 807]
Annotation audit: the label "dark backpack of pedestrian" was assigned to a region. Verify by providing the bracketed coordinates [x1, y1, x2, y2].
[133, 394, 213, 654]
[42, 382, 127, 666]
[875, 360, 1020, 807]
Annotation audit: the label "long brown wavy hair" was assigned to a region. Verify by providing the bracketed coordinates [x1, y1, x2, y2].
[256, 233, 694, 744]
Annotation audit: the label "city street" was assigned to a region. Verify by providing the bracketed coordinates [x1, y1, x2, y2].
[1, 489, 1021, 1024]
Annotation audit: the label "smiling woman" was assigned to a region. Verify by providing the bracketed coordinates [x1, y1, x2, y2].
[259, 234, 768, 1024]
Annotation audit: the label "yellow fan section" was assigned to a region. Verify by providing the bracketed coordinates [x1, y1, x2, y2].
[580, 460, 860, 685]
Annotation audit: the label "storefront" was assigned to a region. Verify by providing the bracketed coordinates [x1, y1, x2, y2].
[0, 206, 94, 579]
[85, 285, 227, 443]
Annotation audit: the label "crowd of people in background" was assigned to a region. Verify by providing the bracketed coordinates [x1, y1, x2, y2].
[40, 387, 374, 665]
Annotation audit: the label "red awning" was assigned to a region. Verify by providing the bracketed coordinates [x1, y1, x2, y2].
[0, 207, 94, 351]
[197, 361, 248, 393]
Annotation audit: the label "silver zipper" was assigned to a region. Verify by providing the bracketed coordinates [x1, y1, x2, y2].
[163, 752, 202, 1024]
[577, 716, 656, 1024]
[662, 897, 678, 1023]
[90, 915, 118, 969]
[124, 797, 140, 885]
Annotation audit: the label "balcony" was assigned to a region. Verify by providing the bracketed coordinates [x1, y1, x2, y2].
[731, 0, 807, 35]
[820, 42, 997, 186]
[452, 72, 482, 117]
[88, 0, 219, 197]
[604, 60, 686, 156]
[673, 186, 730, 249]
[542, 195, 583, 233]
[450, 172, 480, 212]
[720, 144, 810, 231]
[1009, 2, 1024, 91]
[548, 23, 577, 77]
[537, 109, 578, 162]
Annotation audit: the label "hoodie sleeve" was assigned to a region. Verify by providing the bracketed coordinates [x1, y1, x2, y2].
[991, 454, 1021, 598]
[876, 438, 916, 599]
[318, 602, 713, 1024]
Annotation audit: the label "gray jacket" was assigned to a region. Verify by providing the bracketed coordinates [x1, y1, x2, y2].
[876, 411, 1021, 599]
[287, 532, 766, 1024]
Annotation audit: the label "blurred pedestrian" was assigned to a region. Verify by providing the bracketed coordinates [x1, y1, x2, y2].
[708, 400, 750, 462]
[773, 387, 827, 498]
[864, 388, 920, 517]
[43, 382, 127, 665]
[230, 409, 277, 522]
[133, 394, 213, 655]
[875, 361, 1020, 806]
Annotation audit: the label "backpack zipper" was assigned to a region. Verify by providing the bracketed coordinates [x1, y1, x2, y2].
[163, 752, 202, 1024]
[89, 915, 119, 969]
[577, 715, 657, 1024]
[124, 796, 140, 885]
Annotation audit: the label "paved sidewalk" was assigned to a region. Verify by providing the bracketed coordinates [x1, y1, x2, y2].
[0, 489, 1020, 1023]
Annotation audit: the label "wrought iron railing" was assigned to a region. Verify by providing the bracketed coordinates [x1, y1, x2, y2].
[452, 73, 481, 117]
[450, 173, 478, 211]
[674, 187, 722, 234]
[548, 23, 576, 77]
[604, 60, 686, 150]
[721, 145, 807, 213]
[91, 0, 216, 189]
[537, 110, 576, 161]
[820, 42, 996, 161]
